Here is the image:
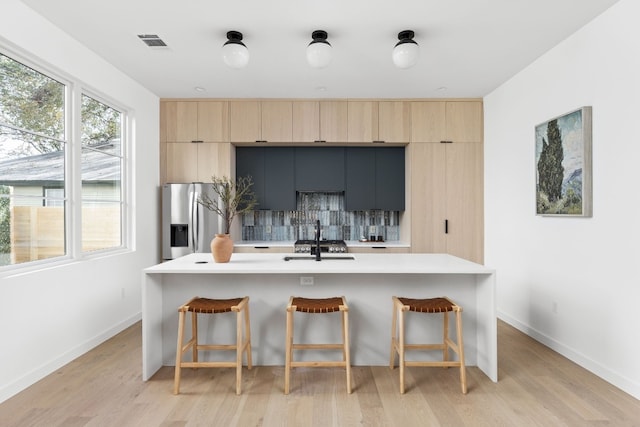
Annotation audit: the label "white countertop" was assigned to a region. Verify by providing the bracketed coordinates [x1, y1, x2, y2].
[145, 252, 493, 275]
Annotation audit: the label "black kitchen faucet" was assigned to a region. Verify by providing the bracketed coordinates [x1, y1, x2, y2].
[315, 219, 321, 261]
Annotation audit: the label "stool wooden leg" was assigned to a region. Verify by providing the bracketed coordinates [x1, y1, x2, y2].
[456, 309, 467, 394]
[342, 307, 352, 394]
[284, 306, 293, 395]
[399, 307, 406, 394]
[191, 311, 198, 364]
[173, 309, 186, 395]
[390, 299, 398, 369]
[443, 311, 450, 364]
[235, 309, 243, 395]
[244, 303, 253, 369]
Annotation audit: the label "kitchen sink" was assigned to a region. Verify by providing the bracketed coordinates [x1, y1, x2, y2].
[283, 255, 356, 261]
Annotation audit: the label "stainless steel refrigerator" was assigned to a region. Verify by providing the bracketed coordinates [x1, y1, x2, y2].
[162, 183, 221, 261]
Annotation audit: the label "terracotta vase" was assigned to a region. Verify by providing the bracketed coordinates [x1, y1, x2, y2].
[211, 233, 233, 263]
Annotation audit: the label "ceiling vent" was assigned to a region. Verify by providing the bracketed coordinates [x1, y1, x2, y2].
[137, 34, 168, 48]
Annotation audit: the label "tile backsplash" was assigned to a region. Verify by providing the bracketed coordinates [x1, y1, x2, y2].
[241, 192, 400, 241]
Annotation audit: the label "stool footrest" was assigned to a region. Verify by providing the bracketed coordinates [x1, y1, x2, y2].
[180, 361, 241, 368]
[292, 343, 344, 350]
[404, 361, 462, 367]
[290, 361, 348, 368]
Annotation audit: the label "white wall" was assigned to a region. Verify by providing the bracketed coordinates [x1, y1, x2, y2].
[485, 0, 640, 399]
[0, 1, 160, 402]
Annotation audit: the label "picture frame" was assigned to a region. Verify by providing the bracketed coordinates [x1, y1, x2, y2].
[535, 106, 592, 217]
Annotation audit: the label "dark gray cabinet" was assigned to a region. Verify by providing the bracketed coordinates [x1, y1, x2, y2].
[345, 147, 405, 211]
[345, 148, 375, 210]
[236, 147, 295, 210]
[237, 146, 404, 212]
[375, 147, 405, 210]
[294, 147, 345, 192]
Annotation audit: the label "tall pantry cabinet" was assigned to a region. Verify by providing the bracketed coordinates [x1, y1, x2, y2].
[410, 101, 484, 264]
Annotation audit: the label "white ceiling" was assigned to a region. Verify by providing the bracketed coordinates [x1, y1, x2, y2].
[21, 0, 619, 99]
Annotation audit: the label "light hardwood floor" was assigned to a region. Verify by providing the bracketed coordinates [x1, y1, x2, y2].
[1, 320, 638, 426]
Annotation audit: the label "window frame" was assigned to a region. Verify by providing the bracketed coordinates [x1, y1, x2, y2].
[0, 44, 131, 275]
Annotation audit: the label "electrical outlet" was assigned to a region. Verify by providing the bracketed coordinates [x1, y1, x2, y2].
[266, 225, 272, 233]
[552, 301, 558, 314]
[300, 276, 314, 286]
[121, 287, 126, 300]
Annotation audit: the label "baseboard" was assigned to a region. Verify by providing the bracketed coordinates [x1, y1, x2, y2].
[498, 310, 640, 400]
[0, 312, 141, 404]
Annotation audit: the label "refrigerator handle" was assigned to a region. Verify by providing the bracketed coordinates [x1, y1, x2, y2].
[189, 189, 197, 251]
[194, 191, 201, 251]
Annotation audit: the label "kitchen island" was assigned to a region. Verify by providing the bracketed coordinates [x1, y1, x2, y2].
[143, 252, 497, 382]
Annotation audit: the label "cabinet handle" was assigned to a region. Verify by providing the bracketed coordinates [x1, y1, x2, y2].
[372, 140, 385, 144]
[314, 140, 326, 143]
[445, 219, 449, 234]
[255, 140, 267, 144]
[191, 140, 204, 143]
[440, 140, 453, 144]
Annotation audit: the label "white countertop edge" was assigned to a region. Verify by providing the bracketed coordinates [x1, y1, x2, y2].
[145, 253, 494, 275]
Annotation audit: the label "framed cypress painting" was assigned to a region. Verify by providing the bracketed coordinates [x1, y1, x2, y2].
[535, 106, 592, 217]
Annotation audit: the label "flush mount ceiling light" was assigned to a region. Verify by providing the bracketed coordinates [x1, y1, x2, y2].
[306, 30, 332, 68]
[392, 30, 419, 69]
[222, 30, 249, 68]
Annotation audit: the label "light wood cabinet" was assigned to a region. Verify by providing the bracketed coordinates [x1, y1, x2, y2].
[410, 142, 483, 263]
[261, 101, 293, 142]
[230, 100, 293, 143]
[292, 101, 319, 142]
[292, 101, 348, 142]
[166, 142, 231, 183]
[411, 101, 482, 143]
[347, 101, 378, 143]
[229, 101, 261, 142]
[319, 101, 348, 142]
[163, 101, 228, 143]
[347, 101, 410, 143]
[378, 101, 411, 143]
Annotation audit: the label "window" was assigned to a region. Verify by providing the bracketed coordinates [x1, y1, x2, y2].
[81, 94, 123, 253]
[0, 51, 127, 268]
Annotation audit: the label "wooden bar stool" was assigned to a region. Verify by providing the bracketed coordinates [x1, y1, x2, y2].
[284, 296, 352, 394]
[390, 296, 467, 394]
[173, 296, 252, 395]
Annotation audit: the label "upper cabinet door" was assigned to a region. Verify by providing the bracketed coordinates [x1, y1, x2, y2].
[347, 101, 378, 143]
[165, 101, 198, 142]
[446, 101, 483, 143]
[378, 101, 410, 143]
[411, 101, 446, 142]
[295, 147, 345, 192]
[292, 101, 320, 142]
[319, 101, 348, 142]
[375, 147, 405, 211]
[261, 101, 293, 143]
[196, 143, 231, 182]
[411, 101, 483, 143]
[197, 101, 229, 142]
[164, 101, 229, 143]
[344, 148, 376, 210]
[230, 101, 261, 142]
